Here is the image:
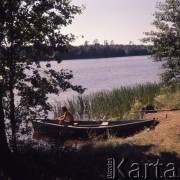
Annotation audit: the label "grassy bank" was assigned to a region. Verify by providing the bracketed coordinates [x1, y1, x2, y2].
[5, 111, 179, 180]
[1, 84, 179, 180]
[54, 83, 180, 120]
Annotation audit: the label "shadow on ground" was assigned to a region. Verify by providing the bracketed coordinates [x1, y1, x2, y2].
[1, 141, 179, 180]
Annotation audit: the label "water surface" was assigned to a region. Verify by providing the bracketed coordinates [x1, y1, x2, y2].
[42, 56, 162, 104]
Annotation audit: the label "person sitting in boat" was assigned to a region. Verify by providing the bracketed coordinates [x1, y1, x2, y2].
[56, 106, 74, 125]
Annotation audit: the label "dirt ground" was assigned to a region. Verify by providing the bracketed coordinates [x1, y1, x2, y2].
[141, 110, 180, 152]
[143, 110, 180, 122]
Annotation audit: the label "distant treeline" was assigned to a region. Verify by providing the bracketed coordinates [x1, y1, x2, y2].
[56, 44, 151, 60]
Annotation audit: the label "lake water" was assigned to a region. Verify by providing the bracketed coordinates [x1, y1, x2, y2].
[42, 55, 162, 105]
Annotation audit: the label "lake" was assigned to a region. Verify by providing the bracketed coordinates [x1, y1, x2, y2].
[40, 56, 162, 105]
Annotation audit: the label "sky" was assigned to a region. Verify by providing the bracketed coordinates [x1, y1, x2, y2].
[62, 0, 165, 46]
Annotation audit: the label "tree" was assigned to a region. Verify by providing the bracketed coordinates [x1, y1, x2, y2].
[0, 76, 14, 176]
[142, 0, 180, 83]
[0, 0, 85, 170]
[93, 39, 100, 46]
[104, 40, 109, 46]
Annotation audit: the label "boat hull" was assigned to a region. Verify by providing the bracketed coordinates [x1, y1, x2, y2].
[32, 119, 157, 141]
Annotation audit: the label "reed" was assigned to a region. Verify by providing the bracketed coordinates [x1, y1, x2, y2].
[54, 83, 165, 120]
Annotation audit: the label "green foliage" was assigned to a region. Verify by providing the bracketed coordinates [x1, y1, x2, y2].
[56, 44, 150, 60]
[154, 83, 180, 109]
[54, 83, 161, 120]
[0, 0, 85, 150]
[142, 0, 180, 83]
[123, 100, 143, 120]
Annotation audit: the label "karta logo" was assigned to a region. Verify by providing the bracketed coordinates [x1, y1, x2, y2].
[107, 158, 179, 179]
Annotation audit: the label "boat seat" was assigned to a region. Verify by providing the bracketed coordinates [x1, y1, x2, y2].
[101, 122, 109, 126]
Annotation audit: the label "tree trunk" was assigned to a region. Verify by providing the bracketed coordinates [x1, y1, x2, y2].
[0, 84, 26, 180]
[9, 0, 17, 153]
[0, 83, 13, 176]
[9, 87, 17, 153]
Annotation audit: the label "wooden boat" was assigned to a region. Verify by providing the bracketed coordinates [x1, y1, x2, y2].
[32, 119, 158, 140]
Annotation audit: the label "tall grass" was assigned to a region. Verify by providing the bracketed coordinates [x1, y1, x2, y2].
[54, 83, 163, 120]
[153, 82, 180, 109]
